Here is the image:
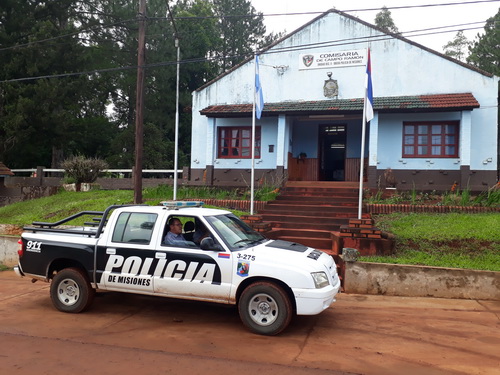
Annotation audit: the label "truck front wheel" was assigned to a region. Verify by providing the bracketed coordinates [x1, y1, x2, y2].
[238, 281, 293, 335]
[50, 268, 95, 313]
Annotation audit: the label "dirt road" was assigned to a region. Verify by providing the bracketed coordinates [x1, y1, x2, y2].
[1, 270, 498, 375]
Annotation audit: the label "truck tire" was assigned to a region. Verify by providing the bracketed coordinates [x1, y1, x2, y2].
[50, 268, 95, 313]
[238, 281, 293, 335]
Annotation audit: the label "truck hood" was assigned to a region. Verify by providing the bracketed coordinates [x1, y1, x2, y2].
[249, 239, 335, 272]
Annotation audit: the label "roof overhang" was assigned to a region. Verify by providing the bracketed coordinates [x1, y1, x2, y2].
[0, 162, 14, 176]
[200, 93, 480, 118]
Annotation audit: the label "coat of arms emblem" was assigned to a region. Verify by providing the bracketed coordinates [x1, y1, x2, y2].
[324, 72, 338, 99]
[302, 55, 314, 67]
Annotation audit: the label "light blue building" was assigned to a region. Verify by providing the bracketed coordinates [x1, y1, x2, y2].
[190, 9, 498, 191]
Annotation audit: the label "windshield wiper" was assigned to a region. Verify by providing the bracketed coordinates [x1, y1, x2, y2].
[234, 239, 254, 245]
[234, 238, 265, 247]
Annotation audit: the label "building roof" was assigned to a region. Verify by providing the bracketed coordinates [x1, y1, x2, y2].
[195, 9, 493, 93]
[0, 162, 14, 176]
[200, 93, 480, 117]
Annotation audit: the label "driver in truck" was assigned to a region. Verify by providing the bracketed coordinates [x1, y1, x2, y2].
[164, 218, 188, 245]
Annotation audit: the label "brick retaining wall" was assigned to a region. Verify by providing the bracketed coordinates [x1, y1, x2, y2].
[366, 203, 500, 214]
[187, 199, 267, 213]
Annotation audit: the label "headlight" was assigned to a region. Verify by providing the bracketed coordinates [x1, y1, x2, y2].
[311, 272, 330, 288]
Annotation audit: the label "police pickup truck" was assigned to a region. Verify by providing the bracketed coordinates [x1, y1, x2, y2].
[15, 201, 340, 335]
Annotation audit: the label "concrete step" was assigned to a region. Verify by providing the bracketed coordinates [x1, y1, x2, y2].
[259, 181, 364, 257]
[275, 235, 332, 250]
[269, 221, 345, 232]
[261, 213, 355, 223]
[276, 194, 359, 200]
[260, 205, 358, 215]
[273, 228, 332, 239]
[282, 188, 358, 196]
[271, 197, 358, 206]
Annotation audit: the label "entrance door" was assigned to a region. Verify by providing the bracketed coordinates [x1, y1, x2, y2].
[319, 125, 346, 181]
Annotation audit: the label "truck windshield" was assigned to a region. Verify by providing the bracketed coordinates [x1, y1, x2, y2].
[205, 213, 266, 251]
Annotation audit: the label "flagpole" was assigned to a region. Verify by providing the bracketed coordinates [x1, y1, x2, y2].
[251, 53, 257, 215]
[358, 101, 367, 220]
[173, 37, 180, 201]
[358, 47, 372, 219]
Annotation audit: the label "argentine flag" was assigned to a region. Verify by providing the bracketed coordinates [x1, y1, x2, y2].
[365, 48, 374, 122]
[255, 55, 264, 119]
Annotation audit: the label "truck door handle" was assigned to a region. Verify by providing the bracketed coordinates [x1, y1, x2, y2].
[106, 248, 116, 255]
[155, 252, 166, 259]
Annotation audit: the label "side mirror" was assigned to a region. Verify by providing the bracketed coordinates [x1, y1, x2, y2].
[200, 237, 223, 252]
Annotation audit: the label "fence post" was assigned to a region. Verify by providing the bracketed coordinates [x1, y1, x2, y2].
[35, 166, 44, 187]
[182, 166, 190, 184]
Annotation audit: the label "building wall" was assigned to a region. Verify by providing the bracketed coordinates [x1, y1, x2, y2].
[377, 112, 463, 171]
[191, 11, 498, 188]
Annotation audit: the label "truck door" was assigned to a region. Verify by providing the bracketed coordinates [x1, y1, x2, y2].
[97, 211, 158, 294]
[152, 214, 233, 303]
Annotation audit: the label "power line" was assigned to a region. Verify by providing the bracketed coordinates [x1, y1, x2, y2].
[1, 0, 497, 52]
[148, 0, 499, 21]
[0, 21, 489, 84]
[0, 18, 137, 53]
[164, 0, 179, 38]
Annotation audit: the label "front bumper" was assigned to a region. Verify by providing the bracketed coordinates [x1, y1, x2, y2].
[293, 276, 341, 315]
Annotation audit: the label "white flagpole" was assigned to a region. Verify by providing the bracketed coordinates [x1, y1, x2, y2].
[251, 53, 257, 215]
[358, 48, 370, 220]
[173, 38, 180, 201]
[358, 101, 367, 220]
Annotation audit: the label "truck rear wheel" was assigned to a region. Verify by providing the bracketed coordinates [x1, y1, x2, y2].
[238, 281, 293, 335]
[50, 268, 95, 313]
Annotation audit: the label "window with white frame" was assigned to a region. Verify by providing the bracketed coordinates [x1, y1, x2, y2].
[217, 126, 261, 159]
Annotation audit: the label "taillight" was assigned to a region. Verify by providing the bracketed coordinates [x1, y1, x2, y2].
[17, 238, 24, 258]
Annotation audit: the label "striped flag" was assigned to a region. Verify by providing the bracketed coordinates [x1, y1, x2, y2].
[255, 55, 264, 119]
[365, 48, 374, 122]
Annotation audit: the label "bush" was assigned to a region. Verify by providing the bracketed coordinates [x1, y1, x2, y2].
[61, 156, 108, 191]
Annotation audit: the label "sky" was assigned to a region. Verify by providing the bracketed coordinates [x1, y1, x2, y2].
[250, 0, 499, 53]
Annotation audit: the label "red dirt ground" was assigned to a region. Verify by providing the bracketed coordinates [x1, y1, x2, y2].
[1, 271, 499, 375]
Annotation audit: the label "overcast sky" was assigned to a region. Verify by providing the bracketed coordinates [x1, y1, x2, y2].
[250, 0, 499, 52]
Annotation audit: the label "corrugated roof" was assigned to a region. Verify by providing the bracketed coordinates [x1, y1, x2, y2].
[0, 162, 14, 176]
[200, 93, 480, 117]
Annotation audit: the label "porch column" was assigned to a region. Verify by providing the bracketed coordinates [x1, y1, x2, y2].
[276, 115, 286, 168]
[459, 110, 472, 187]
[205, 117, 216, 186]
[367, 113, 379, 188]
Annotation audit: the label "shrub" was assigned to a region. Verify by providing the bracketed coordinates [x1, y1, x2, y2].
[61, 156, 108, 191]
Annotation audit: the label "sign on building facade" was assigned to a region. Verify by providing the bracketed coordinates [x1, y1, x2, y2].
[299, 49, 367, 70]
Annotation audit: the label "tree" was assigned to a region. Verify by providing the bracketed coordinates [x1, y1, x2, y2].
[212, 0, 268, 72]
[374, 6, 399, 34]
[0, 0, 279, 170]
[443, 31, 471, 61]
[467, 9, 499, 75]
[466, 8, 500, 176]
[0, 0, 117, 168]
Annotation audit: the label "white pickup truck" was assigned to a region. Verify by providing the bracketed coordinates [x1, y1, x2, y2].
[15, 201, 341, 335]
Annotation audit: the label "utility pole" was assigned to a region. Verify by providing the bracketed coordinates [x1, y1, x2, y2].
[134, 0, 146, 204]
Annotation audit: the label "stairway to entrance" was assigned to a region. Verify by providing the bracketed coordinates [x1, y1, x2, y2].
[260, 181, 361, 255]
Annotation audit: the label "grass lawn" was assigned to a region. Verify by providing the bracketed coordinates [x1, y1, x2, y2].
[0, 187, 254, 226]
[0, 188, 498, 271]
[361, 212, 500, 271]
